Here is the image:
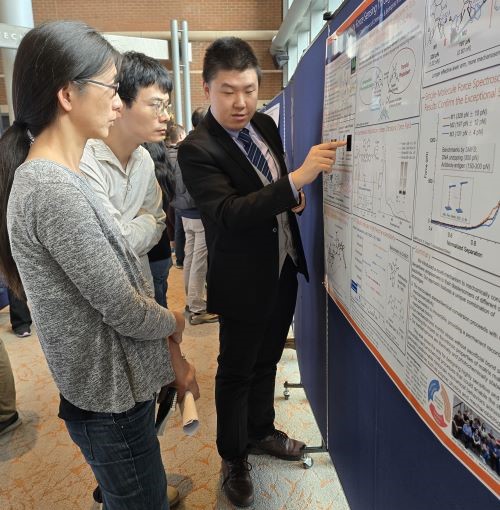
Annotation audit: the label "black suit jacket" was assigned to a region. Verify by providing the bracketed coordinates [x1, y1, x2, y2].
[178, 109, 308, 319]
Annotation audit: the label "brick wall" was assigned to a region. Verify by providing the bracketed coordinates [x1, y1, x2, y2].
[181, 38, 281, 113]
[0, 1, 282, 115]
[32, 0, 281, 31]
[184, 70, 282, 117]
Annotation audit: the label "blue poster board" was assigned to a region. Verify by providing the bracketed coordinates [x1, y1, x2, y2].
[290, 29, 330, 443]
[287, 0, 499, 508]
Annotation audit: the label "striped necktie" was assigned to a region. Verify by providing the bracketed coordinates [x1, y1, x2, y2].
[237, 128, 274, 183]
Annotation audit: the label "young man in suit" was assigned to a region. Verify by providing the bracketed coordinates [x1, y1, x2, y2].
[178, 38, 345, 507]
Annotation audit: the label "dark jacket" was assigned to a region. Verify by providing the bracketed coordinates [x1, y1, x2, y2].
[147, 192, 171, 262]
[166, 145, 199, 218]
[178, 109, 308, 319]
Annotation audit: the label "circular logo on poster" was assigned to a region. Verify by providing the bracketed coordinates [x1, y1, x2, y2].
[428, 379, 451, 428]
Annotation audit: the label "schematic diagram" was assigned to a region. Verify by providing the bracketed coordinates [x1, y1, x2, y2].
[388, 260, 400, 288]
[350, 219, 410, 355]
[355, 2, 425, 126]
[426, 0, 490, 47]
[358, 47, 418, 123]
[324, 169, 352, 212]
[323, 39, 356, 143]
[331, 53, 357, 122]
[328, 235, 347, 271]
[424, 0, 500, 85]
[324, 205, 351, 307]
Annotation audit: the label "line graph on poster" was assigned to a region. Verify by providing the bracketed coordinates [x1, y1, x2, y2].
[414, 68, 500, 276]
[427, 110, 500, 245]
[431, 180, 500, 233]
[352, 121, 418, 237]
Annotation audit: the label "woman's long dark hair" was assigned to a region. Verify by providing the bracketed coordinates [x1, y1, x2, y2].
[143, 142, 175, 202]
[0, 21, 119, 296]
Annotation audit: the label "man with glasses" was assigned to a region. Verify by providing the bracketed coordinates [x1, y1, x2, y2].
[80, 51, 171, 289]
[79, 51, 180, 506]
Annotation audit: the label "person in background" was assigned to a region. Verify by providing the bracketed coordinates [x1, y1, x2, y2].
[191, 107, 207, 131]
[462, 419, 473, 448]
[0, 339, 22, 436]
[7, 284, 32, 337]
[178, 37, 344, 507]
[0, 21, 198, 509]
[452, 410, 464, 439]
[169, 124, 218, 326]
[166, 207, 176, 261]
[166, 124, 186, 269]
[143, 141, 175, 308]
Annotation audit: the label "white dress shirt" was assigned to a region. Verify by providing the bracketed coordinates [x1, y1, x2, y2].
[80, 139, 166, 286]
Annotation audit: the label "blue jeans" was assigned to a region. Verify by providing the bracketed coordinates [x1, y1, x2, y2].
[64, 399, 168, 510]
[149, 257, 173, 308]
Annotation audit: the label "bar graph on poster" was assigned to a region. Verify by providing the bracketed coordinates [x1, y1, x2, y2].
[322, 0, 500, 497]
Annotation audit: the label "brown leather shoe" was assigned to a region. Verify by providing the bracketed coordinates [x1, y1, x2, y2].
[221, 457, 254, 507]
[248, 429, 306, 460]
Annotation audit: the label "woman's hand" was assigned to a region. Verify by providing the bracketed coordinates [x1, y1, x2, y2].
[170, 310, 185, 344]
[168, 338, 200, 401]
[291, 191, 306, 214]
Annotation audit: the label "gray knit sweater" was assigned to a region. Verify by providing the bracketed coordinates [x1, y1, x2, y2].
[7, 159, 176, 413]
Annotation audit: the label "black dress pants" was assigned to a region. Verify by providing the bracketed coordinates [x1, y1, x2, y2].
[215, 256, 298, 460]
[7, 287, 32, 331]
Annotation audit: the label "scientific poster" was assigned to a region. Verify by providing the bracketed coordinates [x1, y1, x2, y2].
[322, 0, 500, 497]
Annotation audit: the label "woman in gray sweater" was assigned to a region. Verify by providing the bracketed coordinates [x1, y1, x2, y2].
[0, 21, 198, 510]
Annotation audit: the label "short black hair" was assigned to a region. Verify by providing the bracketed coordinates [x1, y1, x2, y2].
[191, 107, 207, 128]
[118, 51, 172, 107]
[202, 37, 261, 84]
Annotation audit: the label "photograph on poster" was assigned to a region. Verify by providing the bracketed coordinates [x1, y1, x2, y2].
[452, 398, 500, 479]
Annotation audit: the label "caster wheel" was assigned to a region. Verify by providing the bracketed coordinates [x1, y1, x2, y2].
[302, 456, 313, 469]
[283, 389, 290, 400]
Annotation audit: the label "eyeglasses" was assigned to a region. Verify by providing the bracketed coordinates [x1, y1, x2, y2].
[75, 79, 120, 97]
[150, 100, 173, 118]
